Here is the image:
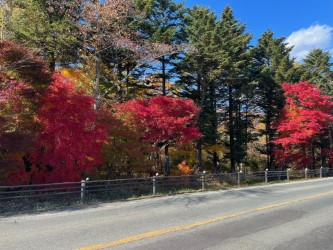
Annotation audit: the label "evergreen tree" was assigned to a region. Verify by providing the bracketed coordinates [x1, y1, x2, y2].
[251, 29, 295, 170]
[213, 6, 252, 173]
[174, 6, 220, 170]
[135, 0, 186, 96]
[134, 0, 186, 175]
[301, 49, 333, 95]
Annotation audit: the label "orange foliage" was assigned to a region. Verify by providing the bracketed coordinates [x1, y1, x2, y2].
[177, 160, 192, 175]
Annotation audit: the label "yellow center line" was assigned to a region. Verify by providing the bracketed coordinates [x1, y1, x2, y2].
[78, 190, 333, 250]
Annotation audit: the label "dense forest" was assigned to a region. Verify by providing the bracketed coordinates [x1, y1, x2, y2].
[0, 0, 332, 184]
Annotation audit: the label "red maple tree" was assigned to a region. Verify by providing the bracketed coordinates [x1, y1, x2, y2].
[273, 82, 333, 169]
[0, 77, 35, 177]
[118, 96, 201, 144]
[0, 41, 51, 184]
[11, 74, 107, 184]
[118, 96, 201, 175]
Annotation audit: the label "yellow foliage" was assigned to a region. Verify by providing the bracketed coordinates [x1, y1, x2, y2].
[59, 68, 93, 93]
[203, 144, 227, 153]
[169, 146, 196, 166]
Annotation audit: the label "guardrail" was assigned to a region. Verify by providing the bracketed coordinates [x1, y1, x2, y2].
[1, 168, 332, 204]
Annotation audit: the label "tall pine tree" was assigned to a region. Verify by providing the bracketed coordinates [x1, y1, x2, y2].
[174, 6, 220, 170]
[214, 6, 252, 173]
[135, 0, 186, 95]
[251, 29, 296, 170]
[135, 0, 186, 175]
[301, 49, 333, 95]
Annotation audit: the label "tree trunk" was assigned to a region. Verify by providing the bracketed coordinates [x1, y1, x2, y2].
[213, 151, 219, 173]
[94, 52, 101, 110]
[229, 86, 236, 173]
[161, 57, 166, 96]
[165, 143, 170, 176]
[265, 109, 274, 171]
[320, 134, 327, 174]
[311, 139, 316, 169]
[125, 63, 130, 97]
[195, 75, 203, 172]
[244, 101, 249, 162]
[196, 140, 202, 171]
[329, 129, 333, 171]
[49, 51, 56, 73]
[321, 154, 327, 171]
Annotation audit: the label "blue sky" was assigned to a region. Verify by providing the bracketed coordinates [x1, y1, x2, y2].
[176, 0, 333, 61]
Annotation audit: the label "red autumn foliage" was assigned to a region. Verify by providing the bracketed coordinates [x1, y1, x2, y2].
[0, 41, 50, 184]
[0, 77, 36, 172]
[273, 82, 333, 168]
[10, 75, 107, 184]
[118, 96, 201, 145]
[0, 83, 42, 167]
[0, 78, 31, 117]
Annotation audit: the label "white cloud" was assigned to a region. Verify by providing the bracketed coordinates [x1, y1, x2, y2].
[285, 24, 333, 61]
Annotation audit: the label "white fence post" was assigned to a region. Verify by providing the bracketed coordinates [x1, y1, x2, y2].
[201, 171, 206, 190]
[320, 167, 323, 178]
[287, 168, 290, 181]
[81, 180, 86, 203]
[153, 173, 158, 195]
[305, 168, 308, 179]
[265, 169, 268, 183]
[238, 171, 243, 186]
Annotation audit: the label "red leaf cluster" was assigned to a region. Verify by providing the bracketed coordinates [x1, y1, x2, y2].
[118, 96, 201, 145]
[273, 82, 333, 168]
[0, 77, 30, 115]
[0, 78, 35, 171]
[11, 75, 108, 184]
[0, 41, 51, 184]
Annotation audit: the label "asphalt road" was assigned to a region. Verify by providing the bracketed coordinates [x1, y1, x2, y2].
[1, 178, 333, 250]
